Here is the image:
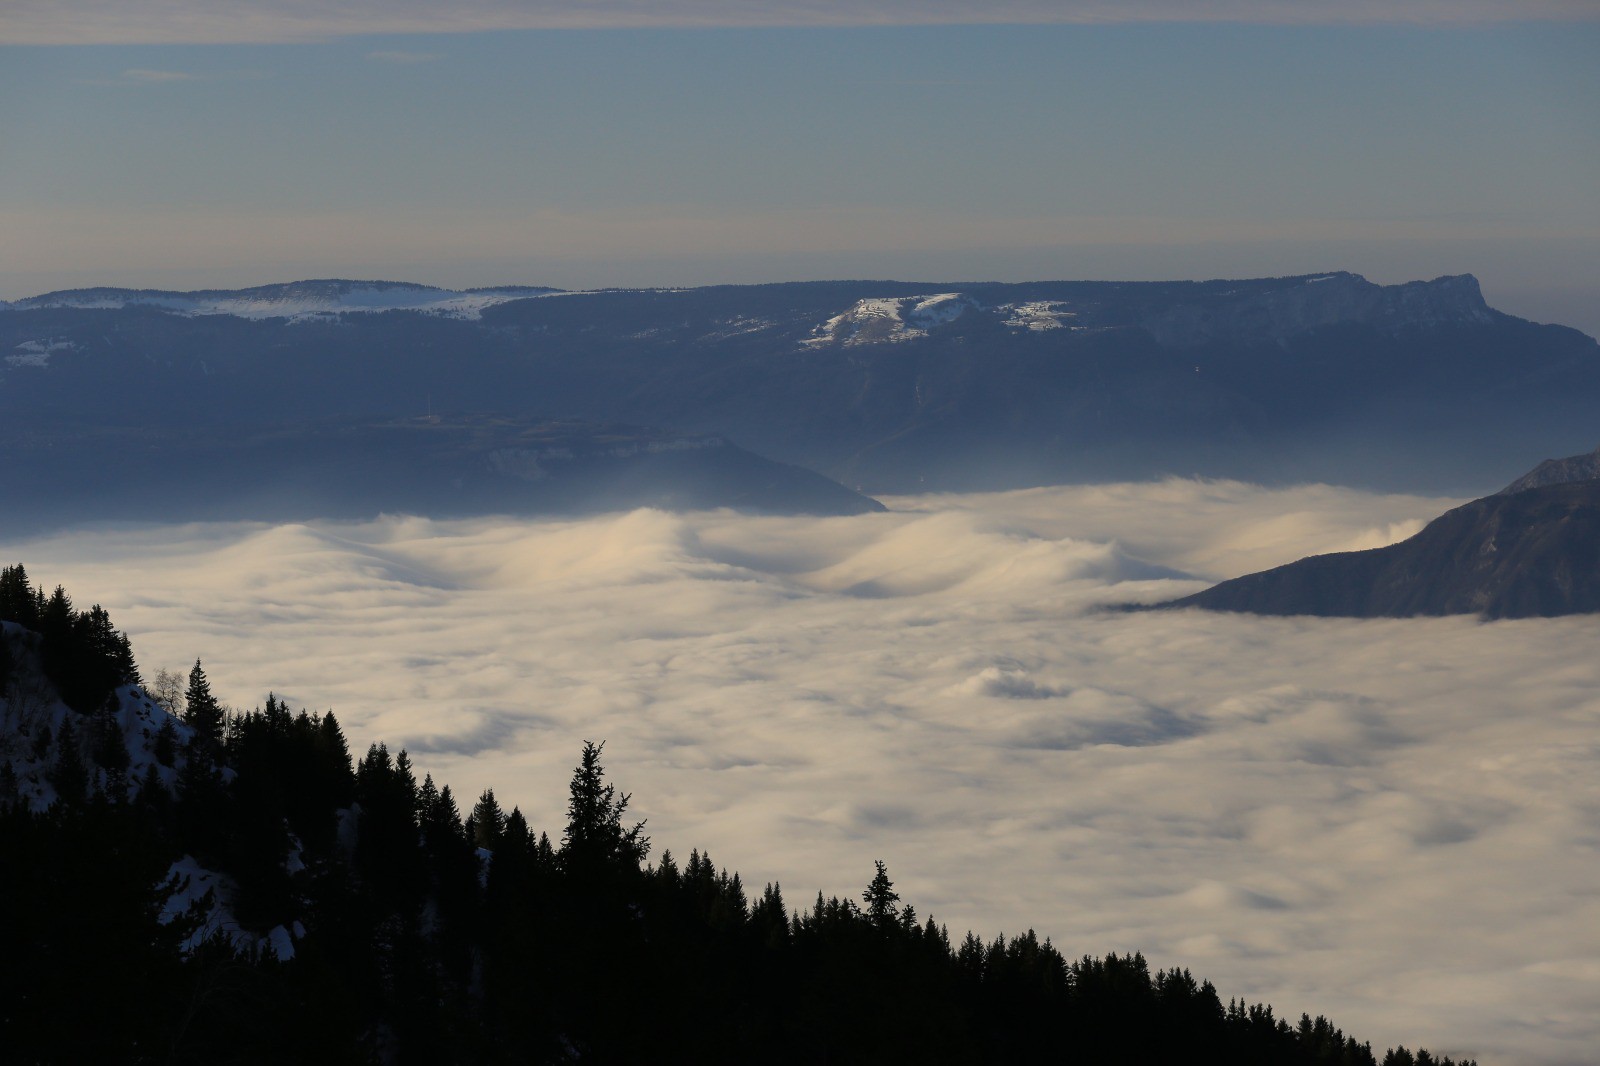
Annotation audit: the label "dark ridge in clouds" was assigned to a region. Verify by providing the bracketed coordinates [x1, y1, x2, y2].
[4, 481, 1596, 1064]
[6, 0, 1596, 44]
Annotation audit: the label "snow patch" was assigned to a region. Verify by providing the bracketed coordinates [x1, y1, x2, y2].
[1000, 301, 1076, 331]
[6, 339, 77, 368]
[803, 293, 973, 348]
[161, 854, 302, 959]
[907, 293, 972, 327]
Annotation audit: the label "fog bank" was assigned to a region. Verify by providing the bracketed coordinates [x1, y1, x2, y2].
[6, 479, 1595, 1064]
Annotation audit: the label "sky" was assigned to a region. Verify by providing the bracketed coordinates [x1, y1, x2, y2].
[1, 2, 1598, 334]
[5, 481, 1598, 1065]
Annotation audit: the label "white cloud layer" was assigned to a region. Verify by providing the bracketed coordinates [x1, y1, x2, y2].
[4, 0, 1596, 45]
[4, 479, 1597, 1064]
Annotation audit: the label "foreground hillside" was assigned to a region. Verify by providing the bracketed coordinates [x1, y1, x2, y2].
[0, 565, 1476, 1064]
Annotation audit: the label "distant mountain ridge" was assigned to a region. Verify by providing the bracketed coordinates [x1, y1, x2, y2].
[3, 271, 1597, 525]
[0, 270, 1500, 338]
[1163, 446, 1600, 619]
[0, 417, 882, 534]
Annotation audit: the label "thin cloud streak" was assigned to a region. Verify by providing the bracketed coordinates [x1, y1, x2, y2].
[4, 481, 1595, 1064]
[120, 68, 199, 82]
[4, 0, 1597, 45]
[365, 50, 440, 64]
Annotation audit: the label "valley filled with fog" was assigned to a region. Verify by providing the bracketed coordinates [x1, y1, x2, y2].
[7, 480, 1596, 1064]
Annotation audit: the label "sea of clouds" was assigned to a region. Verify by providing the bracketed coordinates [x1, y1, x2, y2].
[6, 479, 1597, 1064]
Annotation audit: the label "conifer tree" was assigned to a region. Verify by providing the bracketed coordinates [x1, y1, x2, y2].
[51, 716, 87, 805]
[93, 693, 129, 772]
[39, 586, 72, 636]
[417, 772, 440, 823]
[502, 807, 530, 850]
[139, 762, 168, 803]
[472, 788, 506, 850]
[0, 563, 36, 626]
[862, 859, 900, 930]
[182, 660, 225, 746]
[152, 717, 178, 766]
[436, 784, 461, 830]
[560, 740, 648, 878]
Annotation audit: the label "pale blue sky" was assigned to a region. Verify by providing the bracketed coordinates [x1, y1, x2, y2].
[2, 9, 1597, 332]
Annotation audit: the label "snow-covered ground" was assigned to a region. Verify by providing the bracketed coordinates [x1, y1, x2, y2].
[1000, 301, 1077, 331]
[6, 339, 77, 368]
[804, 293, 976, 347]
[804, 292, 1086, 346]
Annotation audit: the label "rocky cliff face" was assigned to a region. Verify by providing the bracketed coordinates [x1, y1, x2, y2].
[1138, 272, 1495, 348]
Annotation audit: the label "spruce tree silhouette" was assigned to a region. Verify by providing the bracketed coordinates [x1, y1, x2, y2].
[182, 660, 224, 746]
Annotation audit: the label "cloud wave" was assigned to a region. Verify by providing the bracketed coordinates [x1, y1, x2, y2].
[4, 480, 1596, 1064]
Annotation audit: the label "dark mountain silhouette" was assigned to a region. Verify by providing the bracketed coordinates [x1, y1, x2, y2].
[4, 272, 1597, 525]
[1163, 471, 1600, 619]
[0, 418, 882, 535]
